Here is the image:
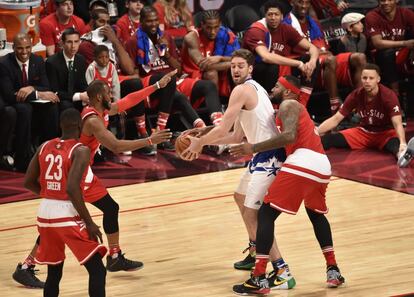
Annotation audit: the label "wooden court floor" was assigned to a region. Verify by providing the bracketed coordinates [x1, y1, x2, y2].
[1, 168, 413, 297]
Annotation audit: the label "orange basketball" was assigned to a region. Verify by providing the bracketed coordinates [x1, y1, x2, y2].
[175, 134, 191, 157]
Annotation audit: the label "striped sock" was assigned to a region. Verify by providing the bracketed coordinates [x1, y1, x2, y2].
[210, 112, 223, 126]
[299, 86, 313, 106]
[156, 112, 169, 130]
[134, 115, 147, 137]
[329, 97, 342, 114]
[252, 254, 269, 276]
[271, 257, 286, 271]
[322, 246, 337, 266]
[193, 118, 206, 128]
[21, 255, 35, 269]
[109, 244, 121, 259]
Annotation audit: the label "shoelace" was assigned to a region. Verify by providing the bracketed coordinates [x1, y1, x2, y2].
[242, 241, 256, 254]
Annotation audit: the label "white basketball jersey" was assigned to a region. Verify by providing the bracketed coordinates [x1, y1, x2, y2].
[238, 79, 278, 144]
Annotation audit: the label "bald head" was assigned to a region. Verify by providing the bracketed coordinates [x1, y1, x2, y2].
[13, 33, 32, 63]
[13, 33, 31, 45]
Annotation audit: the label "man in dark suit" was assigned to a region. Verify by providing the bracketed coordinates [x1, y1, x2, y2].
[0, 33, 59, 171]
[46, 28, 89, 112]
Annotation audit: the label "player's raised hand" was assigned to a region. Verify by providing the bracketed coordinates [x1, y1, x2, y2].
[157, 69, 178, 88]
[86, 222, 103, 243]
[149, 129, 173, 144]
[229, 142, 254, 157]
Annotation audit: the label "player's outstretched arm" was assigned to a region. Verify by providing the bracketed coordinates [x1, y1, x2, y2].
[86, 116, 172, 153]
[318, 111, 345, 136]
[67, 146, 103, 243]
[109, 69, 178, 116]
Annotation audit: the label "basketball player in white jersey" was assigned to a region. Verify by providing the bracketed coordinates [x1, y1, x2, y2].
[182, 49, 296, 290]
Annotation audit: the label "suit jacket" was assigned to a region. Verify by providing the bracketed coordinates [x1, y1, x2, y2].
[45, 51, 88, 102]
[0, 53, 50, 104]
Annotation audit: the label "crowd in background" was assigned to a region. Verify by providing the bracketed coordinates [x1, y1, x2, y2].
[0, 0, 413, 172]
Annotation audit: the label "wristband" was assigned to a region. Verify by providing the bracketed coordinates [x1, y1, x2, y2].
[156, 81, 160, 89]
[147, 137, 153, 145]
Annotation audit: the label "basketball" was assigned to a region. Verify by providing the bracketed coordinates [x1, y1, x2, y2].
[175, 134, 191, 157]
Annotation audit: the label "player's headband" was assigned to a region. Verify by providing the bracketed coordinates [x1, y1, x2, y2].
[278, 77, 300, 95]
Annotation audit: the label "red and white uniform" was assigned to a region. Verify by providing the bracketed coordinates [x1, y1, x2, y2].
[182, 29, 215, 79]
[80, 106, 110, 203]
[35, 138, 107, 265]
[39, 13, 88, 51]
[265, 104, 331, 215]
[181, 28, 230, 97]
[338, 84, 401, 150]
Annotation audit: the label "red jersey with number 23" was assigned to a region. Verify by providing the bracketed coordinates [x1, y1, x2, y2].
[38, 138, 83, 200]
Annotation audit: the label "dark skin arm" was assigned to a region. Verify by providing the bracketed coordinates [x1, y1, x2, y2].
[24, 147, 42, 195]
[183, 31, 230, 72]
[229, 100, 301, 156]
[66, 146, 102, 243]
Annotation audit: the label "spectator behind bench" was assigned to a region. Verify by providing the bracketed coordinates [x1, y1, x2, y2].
[365, 0, 414, 98]
[0, 34, 59, 172]
[39, 0, 88, 57]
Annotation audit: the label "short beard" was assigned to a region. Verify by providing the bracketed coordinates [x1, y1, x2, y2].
[102, 100, 111, 110]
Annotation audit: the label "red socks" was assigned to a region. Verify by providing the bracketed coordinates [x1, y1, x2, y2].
[134, 115, 147, 137]
[109, 245, 121, 259]
[210, 112, 223, 126]
[156, 112, 169, 131]
[252, 254, 269, 276]
[322, 246, 337, 267]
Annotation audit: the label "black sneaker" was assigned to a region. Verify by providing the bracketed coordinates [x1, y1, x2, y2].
[234, 253, 256, 270]
[138, 145, 157, 156]
[326, 265, 345, 288]
[233, 274, 270, 296]
[12, 263, 44, 288]
[106, 253, 144, 272]
[158, 141, 175, 151]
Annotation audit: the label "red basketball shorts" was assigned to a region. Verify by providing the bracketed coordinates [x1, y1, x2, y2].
[84, 167, 108, 203]
[35, 199, 107, 265]
[340, 127, 397, 150]
[264, 168, 330, 215]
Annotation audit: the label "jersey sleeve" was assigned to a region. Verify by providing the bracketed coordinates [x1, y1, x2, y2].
[381, 86, 402, 118]
[365, 11, 383, 38]
[243, 27, 268, 53]
[339, 90, 358, 117]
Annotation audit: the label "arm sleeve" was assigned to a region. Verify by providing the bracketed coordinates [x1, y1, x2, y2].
[365, 11, 383, 38]
[242, 27, 267, 53]
[116, 84, 157, 113]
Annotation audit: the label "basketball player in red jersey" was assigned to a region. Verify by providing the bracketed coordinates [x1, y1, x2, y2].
[24, 108, 107, 297]
[230, 75, 345, 295]
[318, 63, 408, 166]
[71, 74, 174, 271]
[181, 9, 240, 98]
[13, 71, 175, 288]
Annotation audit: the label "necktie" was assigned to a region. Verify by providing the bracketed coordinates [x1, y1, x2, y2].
[22, 63, 28, 87]
[68, 60, 74, 94]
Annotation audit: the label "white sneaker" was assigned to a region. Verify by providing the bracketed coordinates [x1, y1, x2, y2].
[398, 137, 414, 168]
[216, 144, 228, 155]
[121, 151, 132, 156]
